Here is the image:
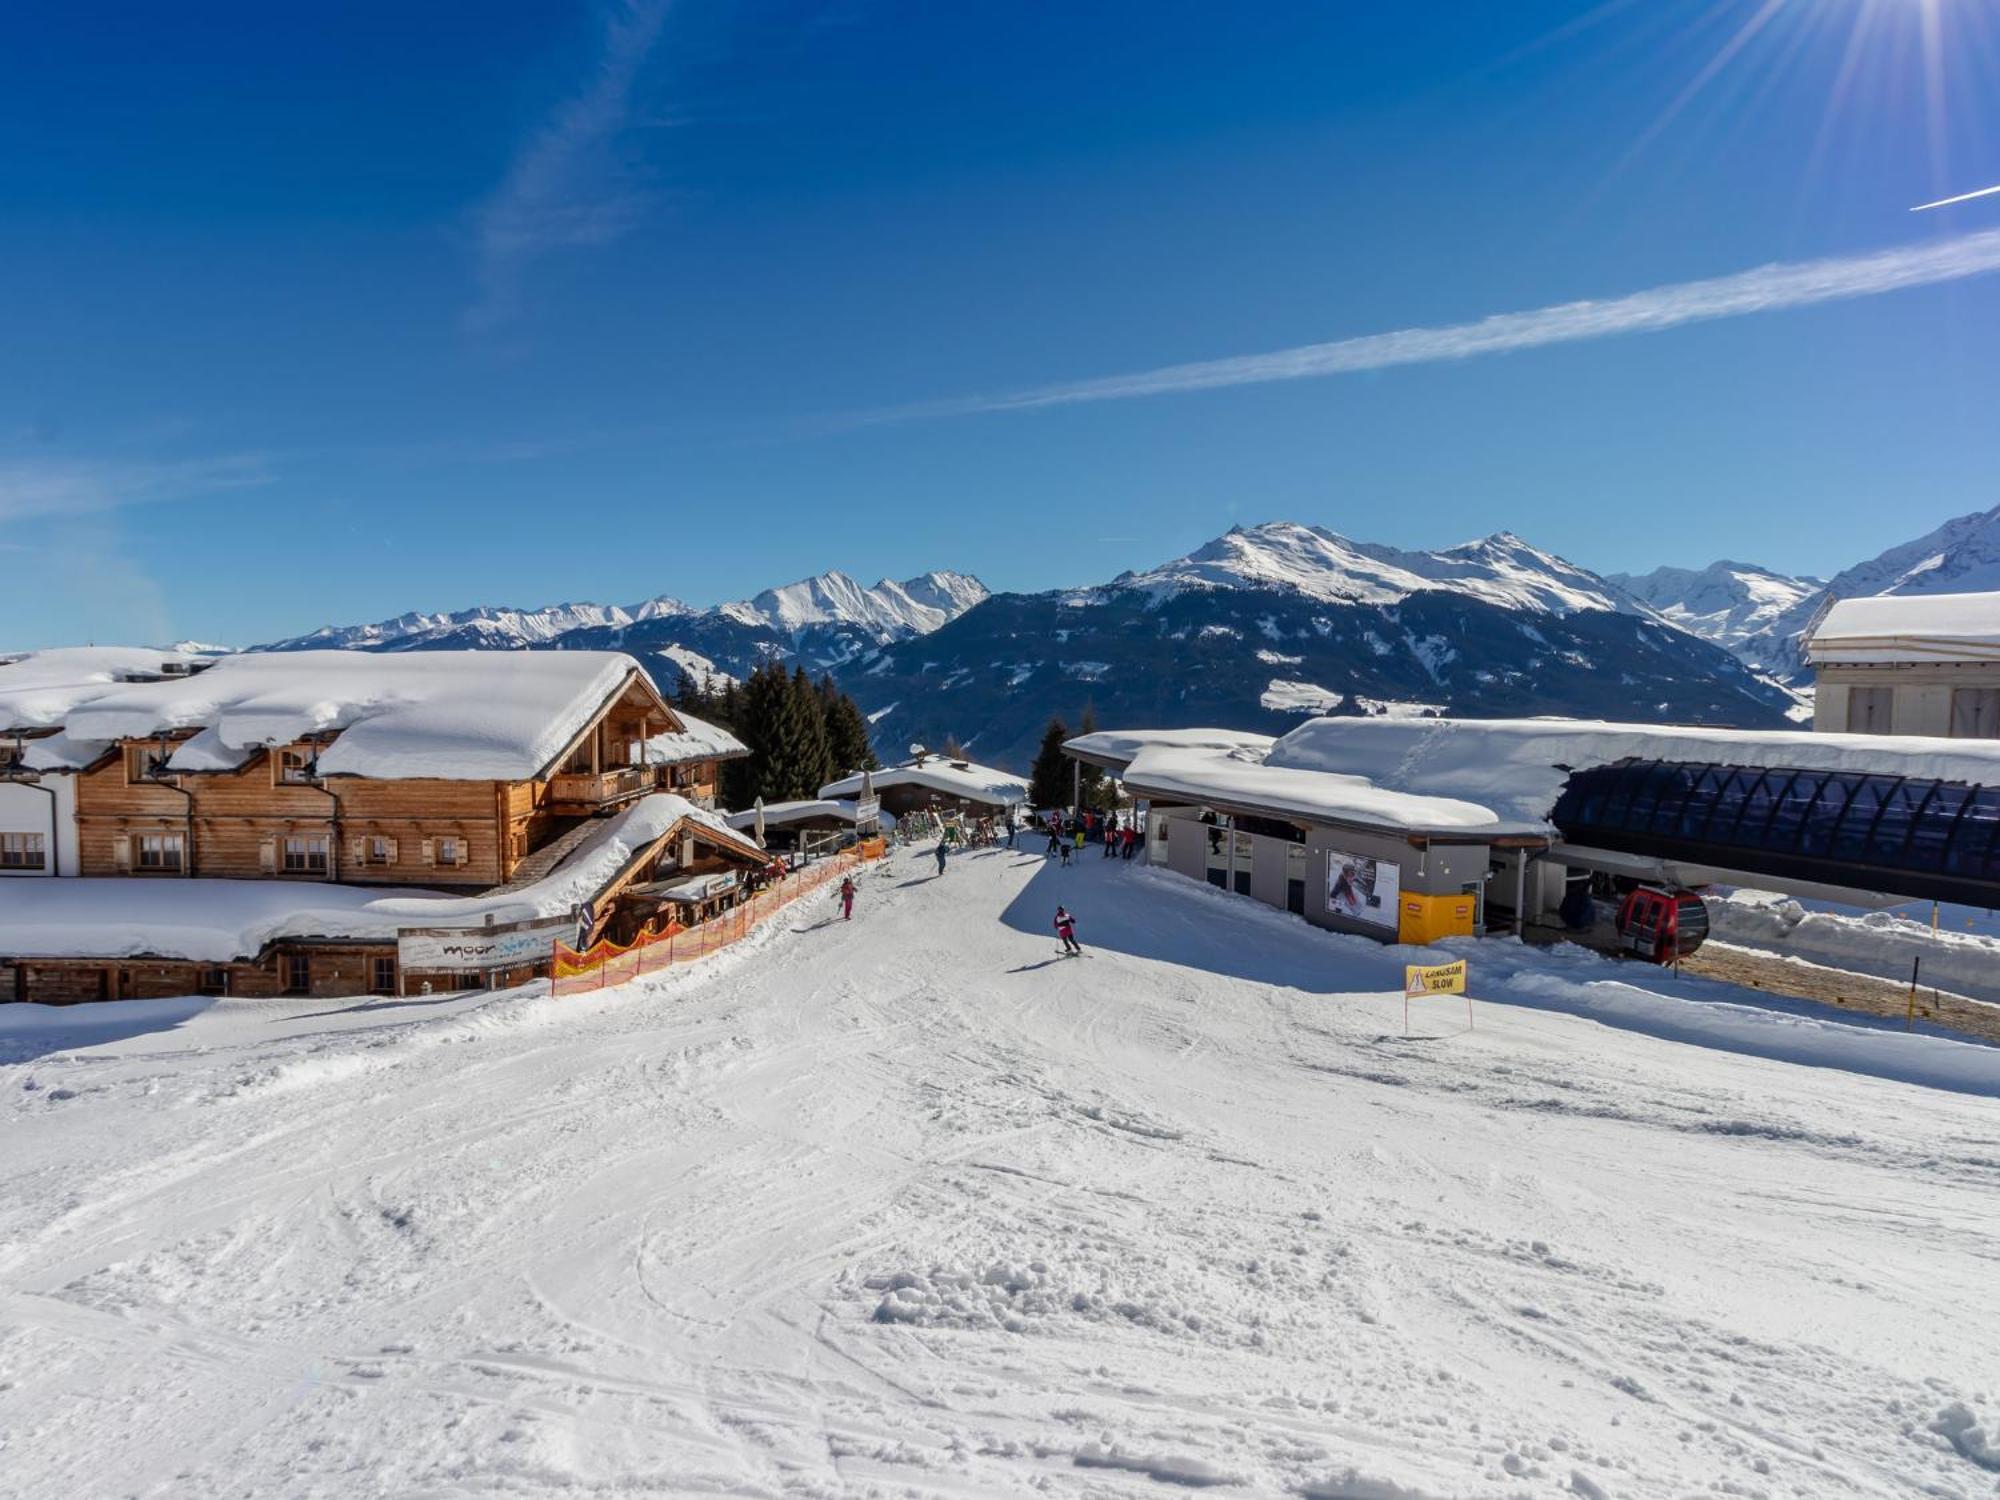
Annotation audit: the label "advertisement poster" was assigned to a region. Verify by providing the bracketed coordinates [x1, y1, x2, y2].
[1326, 849, 1401, 930]
[397, 915, 576, 973]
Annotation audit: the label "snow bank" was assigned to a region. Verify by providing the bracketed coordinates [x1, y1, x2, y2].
[822, 754, 1027, 807]
[1811, 590, 2000, 663]
[62, 649, 644, 781]
[0, 794, 751, 961]
[1267, 715, 2000, 826]
[1064, 726, 1276, 768]
[0, 646, 212, 731]
[1710, 890, 2000, 1004]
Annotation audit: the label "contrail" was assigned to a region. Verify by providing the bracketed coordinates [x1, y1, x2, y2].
[878, 228, 2000, 422]
[1912, 183, 2000, 213]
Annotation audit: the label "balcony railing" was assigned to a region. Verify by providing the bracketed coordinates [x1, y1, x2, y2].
[549, 765, 656, 806]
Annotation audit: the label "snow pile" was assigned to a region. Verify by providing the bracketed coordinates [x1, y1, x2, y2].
[640, 709, 747, 765]
[1064, 726, 1277, 767]
[1109, 521, 1633, 616]
[0, 793, 751, 961]
[0, 646, 213, 731]
[62, 649, 645, 781]
[1260, 679, 1345, 713]
[822, 753, 1027, 807]
[1809, 590, 2000, 663]
[1710, 890, 2000, 1003]
[1267, 715, 2000, 826]
[1122, 741, 1503, 833]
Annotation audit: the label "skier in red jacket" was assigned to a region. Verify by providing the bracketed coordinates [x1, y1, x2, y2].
[1054, 905, 1081, 956]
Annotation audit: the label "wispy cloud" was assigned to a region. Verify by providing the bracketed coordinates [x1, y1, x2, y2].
[0, 454, 271, 522]
[874, 228, 2000, 422]
[466, 1, 672, 333]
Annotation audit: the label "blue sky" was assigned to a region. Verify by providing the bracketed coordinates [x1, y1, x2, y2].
[5, 0, 1999, 647]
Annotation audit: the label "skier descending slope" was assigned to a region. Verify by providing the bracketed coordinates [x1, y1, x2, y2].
[838, 875, 856, 922]
[1055, 904, 1081, 956]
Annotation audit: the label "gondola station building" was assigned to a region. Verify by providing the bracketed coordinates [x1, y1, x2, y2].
[0, 648, 764, 1002]
[1067, 716, 2000, 945]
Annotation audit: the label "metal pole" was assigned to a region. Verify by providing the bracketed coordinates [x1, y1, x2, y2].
[1072, 757, 1080, 818]
[1513, 855, 1526, 939]
[1907, 955, 1921, 1030]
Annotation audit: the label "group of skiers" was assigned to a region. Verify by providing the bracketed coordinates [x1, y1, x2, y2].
[830, 814, 1089, 956]
[1041, 808, 1139, 867]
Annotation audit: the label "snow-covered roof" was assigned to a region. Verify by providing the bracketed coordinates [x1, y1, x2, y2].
[0, 793, 760, 962]
[1064, 727, 1278, 770]
[0, 646, 214, 732]
[1265, 716, 2000, 827]
[58, 650, 650, 782]
[1120, 741, 1508, 837]
[821, 755, 1028, 807]
[725, 798, 866, 830]
[641, 710, 748, 765]
[1808, 592, 2000, 663]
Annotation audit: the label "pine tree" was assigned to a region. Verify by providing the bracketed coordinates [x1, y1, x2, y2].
[788, 667, 835, 797]
[1027, 716, 1071, 811]
[817, 675, 879, 778]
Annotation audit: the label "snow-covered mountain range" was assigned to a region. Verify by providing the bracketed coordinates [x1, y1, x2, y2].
[856, 521, 1797, 767]
[1606, 561, 1825, 663]
[255, 570, 991, 682]
[1614, 502, 2000, 681]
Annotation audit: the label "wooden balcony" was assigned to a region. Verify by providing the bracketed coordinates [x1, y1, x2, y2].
[548, 765, 657, 809]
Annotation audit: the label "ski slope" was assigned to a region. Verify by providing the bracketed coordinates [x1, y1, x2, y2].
[4, 845, 1998, 1498]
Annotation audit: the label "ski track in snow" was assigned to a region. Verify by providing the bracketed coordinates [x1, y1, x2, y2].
[3, 846, 1998, 1498]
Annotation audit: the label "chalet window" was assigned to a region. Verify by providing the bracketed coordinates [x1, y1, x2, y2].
[283, 954, 311, 995]
[276, 746, 316, 785]
[0, 744, 21, 771]
[124, 745, 170, 783]
[196, 967, 229, 996]
[370, 956, 397, 996]
[365, 836, 397, 866]
[137, 833, 184, 872]
[282, 835, 329, 874]
[1, 832, 46, 869]
[434, 836, 464, 867]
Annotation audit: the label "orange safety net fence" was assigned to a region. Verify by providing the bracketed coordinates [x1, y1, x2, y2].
[550, 838, 884, 996]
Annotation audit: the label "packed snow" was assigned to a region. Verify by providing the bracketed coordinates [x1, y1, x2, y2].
[4, 841, 1997, 1497]
[59, 650, 648, 782]
[0, 794, 752, 962]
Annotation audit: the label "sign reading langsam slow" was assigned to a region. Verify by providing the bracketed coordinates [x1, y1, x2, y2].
[397, 915, 575, 973]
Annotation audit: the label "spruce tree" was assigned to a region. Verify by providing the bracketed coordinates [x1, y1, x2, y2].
[817, 675, 879, 778]
[1027, 716, 1071, 811]
[788, 667, 835, 797]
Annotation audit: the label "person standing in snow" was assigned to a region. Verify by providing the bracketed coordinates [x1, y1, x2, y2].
[1054, 905, 1081, 956]
[1121, 823, 1138, 861]
[1045, 818, 1062, 857]
[1102, 817, 1118, 858]
[935, 839, 949, 877]
[838, 875, 857, 922]
[1072, 826, 1086, 856]
[1058, 833, 1072, 867]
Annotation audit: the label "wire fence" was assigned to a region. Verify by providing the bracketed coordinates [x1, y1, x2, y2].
[550, 837, 887, 996]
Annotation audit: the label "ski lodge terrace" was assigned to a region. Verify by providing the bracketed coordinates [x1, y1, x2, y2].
[0, 648, 764, 1003]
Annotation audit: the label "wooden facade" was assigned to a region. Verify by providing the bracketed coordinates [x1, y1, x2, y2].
[67, 672, 733, 889]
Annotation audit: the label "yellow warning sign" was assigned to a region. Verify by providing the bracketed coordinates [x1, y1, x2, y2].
[1404, 958, 1467, 998]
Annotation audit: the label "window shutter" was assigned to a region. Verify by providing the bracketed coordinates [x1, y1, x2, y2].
[456, 840, 471, 867]
[113, 834, 132, 872]
[349, 836, 367, 865]
[259, 837, 277, 874]
[421, 837, 436, 866]
[384, 836, 399, 863]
